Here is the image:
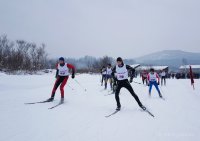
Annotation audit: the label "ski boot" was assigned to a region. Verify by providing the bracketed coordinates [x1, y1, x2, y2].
[116, 107, 121, 111]
[46, 97, 54, 102]
[60, 98, 64, 103]
[159, 93, 163, 98]
[140, 105, 146, 111]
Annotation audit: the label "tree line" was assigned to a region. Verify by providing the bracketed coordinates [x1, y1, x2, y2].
[0, 35, 136, 73]
[0, 35, 47, 73]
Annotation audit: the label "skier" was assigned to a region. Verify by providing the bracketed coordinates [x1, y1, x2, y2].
[147, 68, 162, 98]
[105, 64, 113, 90]
[112, 57, 146, 111]
[141, 70, 148, 85]
[161, 70, 166, 86]
[47, 57, 75, 103]
[101, 66, 107, 86]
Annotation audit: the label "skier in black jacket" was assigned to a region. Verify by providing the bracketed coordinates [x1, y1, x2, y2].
[112, 57, 146, 111]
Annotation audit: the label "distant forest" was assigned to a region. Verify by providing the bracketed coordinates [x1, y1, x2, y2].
[0, 35, 136, 73]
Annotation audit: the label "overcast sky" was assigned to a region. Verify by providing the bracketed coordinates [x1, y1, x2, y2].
[0, 0, 200, 59]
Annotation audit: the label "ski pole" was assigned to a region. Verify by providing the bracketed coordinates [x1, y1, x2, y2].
[74, 79, 87, 91]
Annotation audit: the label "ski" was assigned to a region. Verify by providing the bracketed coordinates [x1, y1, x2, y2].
[48, 102, 64, 109]
[105, 110, 120, 118]
[24, 100, 51, 104]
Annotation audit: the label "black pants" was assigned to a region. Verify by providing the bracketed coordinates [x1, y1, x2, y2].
[161, 76, 166, 86]
[115, 79, 143, 108]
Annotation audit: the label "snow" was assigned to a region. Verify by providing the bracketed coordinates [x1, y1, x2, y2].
[0, 73, 200, 141]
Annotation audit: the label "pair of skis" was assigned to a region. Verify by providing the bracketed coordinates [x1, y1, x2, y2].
[24, 100, 64, 109]
[105, 108, 155, 118]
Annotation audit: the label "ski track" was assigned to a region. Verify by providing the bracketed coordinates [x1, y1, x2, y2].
[0, 73, 200, 141]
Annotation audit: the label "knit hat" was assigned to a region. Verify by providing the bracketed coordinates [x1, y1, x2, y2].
[116, 57, 123, 62]
[59, 57, 65, 62]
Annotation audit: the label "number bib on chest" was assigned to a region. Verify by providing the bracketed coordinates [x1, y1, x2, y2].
[149, 73, 157, 81]
[116, 64, 128, 80]
[58, 63, 69, 76]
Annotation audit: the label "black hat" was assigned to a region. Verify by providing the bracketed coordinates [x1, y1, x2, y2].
[150, 68, 154, 72]
[59, 57, 65, 61]
[116, 57, 123, 62]
[108, 63, 111, 66]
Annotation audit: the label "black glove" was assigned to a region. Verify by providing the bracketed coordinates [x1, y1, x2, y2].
[72, 74, 75, 79]
[157, 81, 160, 85]
[130, 78, 133, 83]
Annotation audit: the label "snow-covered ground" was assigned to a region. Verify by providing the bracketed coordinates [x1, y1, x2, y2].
[0, 72, 200, 141]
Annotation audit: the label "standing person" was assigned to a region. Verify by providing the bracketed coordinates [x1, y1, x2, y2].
[161, 70, 166, 86]
[141, 70, 148, 85]
[101, 66, 107, 86]
[147, 68, 162, 98]
[112, 57, 146, 111]
[105, 64, 113, 90]
[47, 57, 75, 103]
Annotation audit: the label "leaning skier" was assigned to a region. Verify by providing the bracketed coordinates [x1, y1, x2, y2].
[147, 68, 162, 98]
[112, 57, 146, 111]
[160, 70, 166, 86]
[101, 66, 107, 86]
[47, 57, 75, 103]
[105, 64, 113, 90]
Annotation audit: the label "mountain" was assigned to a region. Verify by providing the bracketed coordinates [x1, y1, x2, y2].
[134, 50, 200, 70]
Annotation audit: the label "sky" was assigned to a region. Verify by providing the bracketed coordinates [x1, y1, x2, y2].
[0, 0, 200, 59]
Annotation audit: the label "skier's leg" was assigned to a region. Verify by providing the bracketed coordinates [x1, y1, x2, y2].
[142, 78, 144, 84]
[124, 80, 143, 107]
[109, 78, 113, 89]
[60, 77, 69, 98]
[115, 83, 122, 109]
[145, 78, 148, 85]
[101, 75, 103, 86]
[153, 81, 162, 97]
[51, 77, 62, 98]
[149, 82, 153, 95]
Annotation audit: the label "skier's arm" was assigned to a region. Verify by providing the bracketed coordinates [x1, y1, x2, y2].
[55, 63, 59, 78]
[126, 65, 135, 81]
[111, 66, 117, 84]
[67, 64, 75, 78]
[147, 74, 150, 81]
[156, 73, 160, 83]
[111, 66, 116, 78]
[147, 74, 150, 85]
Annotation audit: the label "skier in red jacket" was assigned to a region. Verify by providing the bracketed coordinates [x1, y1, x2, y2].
[47, 57, 75, 103]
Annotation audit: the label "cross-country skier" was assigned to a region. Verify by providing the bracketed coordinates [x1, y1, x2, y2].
[160, 70, 166, 86]
[105, 64, 113, 90]
[147, 68, 162, 98]
[47, 57, 75, 103]
[141, 70, 148, 85]
[101, 66, 107, 86]
[112, 57, 146, 111]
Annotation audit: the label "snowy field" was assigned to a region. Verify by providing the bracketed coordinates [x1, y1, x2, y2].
[0, 72, 200, 141]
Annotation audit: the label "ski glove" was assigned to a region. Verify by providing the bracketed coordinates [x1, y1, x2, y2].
[130, 78, 133, 83]
[157, 81, 160, 85]
[72, 74, 75, 79]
